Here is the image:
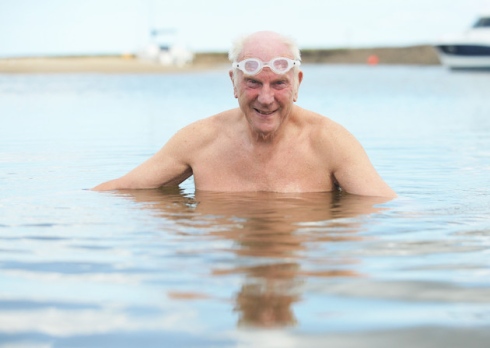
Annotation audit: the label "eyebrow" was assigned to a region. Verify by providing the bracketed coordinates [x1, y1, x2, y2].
[244, 74, 291, 82]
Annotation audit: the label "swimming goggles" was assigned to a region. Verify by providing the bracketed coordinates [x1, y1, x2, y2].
[232, 57, 301, 75]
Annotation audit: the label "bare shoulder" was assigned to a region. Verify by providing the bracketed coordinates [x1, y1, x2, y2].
[297, 108, 395, 198]
[169, 108, 240, 151]
[296, 107, 370, 170]
[296, 107, 354, 147]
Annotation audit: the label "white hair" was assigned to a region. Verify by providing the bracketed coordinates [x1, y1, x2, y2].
[228, 32, 301, 62]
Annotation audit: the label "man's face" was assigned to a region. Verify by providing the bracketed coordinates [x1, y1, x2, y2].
[230, 41, 302, 139]
[234, 67, 299, 138]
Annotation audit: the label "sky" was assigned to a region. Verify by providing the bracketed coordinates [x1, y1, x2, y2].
[0, 0, 489, 58]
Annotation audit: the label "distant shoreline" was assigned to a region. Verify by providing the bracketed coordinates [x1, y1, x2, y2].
[0, 45, 441, 74]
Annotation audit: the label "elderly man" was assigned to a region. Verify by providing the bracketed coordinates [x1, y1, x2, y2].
[93, 31, 396, 198]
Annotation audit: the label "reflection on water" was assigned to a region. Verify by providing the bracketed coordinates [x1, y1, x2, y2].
[117, 188, 389, 328]
[1, 66, 490, 347]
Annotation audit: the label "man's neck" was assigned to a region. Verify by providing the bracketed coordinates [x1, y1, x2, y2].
[246, 115, 295, 147]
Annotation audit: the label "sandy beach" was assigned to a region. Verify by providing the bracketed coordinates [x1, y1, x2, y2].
[0, 55, 229, 74]
[0, 46, 441, 74]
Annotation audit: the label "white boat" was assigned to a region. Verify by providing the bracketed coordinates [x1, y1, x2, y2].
[435, 14, 490, 70]
[138, 28, 194, 67]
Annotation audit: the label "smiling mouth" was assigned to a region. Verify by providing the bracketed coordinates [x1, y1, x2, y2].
[254, 108, 276, 116]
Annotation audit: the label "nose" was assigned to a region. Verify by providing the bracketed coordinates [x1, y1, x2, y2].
[257, 84, 274, 105]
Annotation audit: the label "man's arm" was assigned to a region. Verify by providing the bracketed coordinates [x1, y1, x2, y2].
[92, 128, 193, 191]
[331, 126, 396, 198]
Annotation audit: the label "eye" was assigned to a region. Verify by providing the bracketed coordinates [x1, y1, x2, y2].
[245, 78, 261, 88]
[272, 80, 289, 89]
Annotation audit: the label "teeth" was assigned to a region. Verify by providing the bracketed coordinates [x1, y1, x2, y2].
[256, 109, 273, 115]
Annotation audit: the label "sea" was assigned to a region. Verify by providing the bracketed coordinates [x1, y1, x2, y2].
[1, 64, 490, 348]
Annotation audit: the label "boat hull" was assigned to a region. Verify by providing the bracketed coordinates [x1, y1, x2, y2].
[435, 44, 490, 70]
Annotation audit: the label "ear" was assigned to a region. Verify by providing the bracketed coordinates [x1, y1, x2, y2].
[229, 70, 238, 98]
[293, 70, 303, 102]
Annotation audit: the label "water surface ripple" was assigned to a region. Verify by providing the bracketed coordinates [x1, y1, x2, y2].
[1, 66, 490, 347]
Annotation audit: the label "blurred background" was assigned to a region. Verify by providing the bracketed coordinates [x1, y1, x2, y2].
[0, 0, 488, 59]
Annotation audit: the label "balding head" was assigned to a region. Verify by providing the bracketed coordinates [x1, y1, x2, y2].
[229, 31, 302, 90]
[229, 31, 301, 63]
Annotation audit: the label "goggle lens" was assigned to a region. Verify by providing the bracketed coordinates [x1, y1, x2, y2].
[244, 60, 260, 73]
[273, 59, 289, 71]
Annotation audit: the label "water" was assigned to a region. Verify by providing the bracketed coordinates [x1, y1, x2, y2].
[1, 65, 490, 347]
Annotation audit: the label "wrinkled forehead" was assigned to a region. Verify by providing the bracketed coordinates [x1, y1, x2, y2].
[239, 38, 294, 62]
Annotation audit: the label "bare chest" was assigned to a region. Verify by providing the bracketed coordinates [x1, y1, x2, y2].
[191, 141, 334, 192]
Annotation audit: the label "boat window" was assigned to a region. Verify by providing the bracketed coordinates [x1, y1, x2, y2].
[473, 17, 490, 28]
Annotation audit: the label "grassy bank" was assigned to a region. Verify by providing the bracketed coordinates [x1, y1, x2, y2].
[196, 45, 441, 65]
